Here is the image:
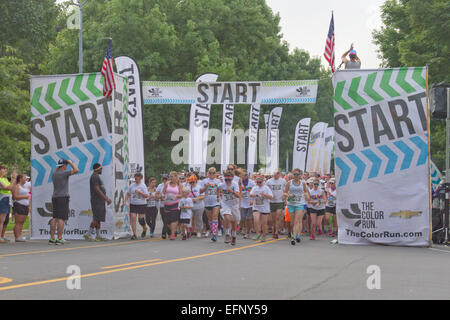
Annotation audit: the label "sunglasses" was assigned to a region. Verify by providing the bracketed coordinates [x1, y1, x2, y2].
[314, 184, 319, 186]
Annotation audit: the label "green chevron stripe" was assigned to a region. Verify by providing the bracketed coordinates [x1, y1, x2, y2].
[44, 82, 63, 111]
[334, 107, 338, 113]
[58, 78, 76, 105]
[31, 87, 48, 115]
[396, 67, 416, 93]
[348, 76, 368, 106]
[363, 72, 384, 102]
[100, 76, 105, 87]
[73, 74, 89, 101]
[412, 67, 426, 89]
[380, 69, 400, 97]
[86, 74, 102, 97]
[334, 81, 353, 110]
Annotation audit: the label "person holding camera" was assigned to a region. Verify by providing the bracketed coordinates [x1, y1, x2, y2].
[49, 159, 79, 245]
[341, 43, 361, 69]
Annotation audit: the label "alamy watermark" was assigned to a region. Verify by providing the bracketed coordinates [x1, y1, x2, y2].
[366, 265, 381, 290]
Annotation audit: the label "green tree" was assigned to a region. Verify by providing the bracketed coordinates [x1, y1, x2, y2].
[373, 0, 450, 171]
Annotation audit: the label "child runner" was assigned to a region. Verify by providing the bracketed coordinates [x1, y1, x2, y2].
[146, 178, 158, 238]
[187, 175, 205, 238]
[179, 187, 194, 240]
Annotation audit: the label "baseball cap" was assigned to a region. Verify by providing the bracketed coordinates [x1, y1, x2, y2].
[162, 173, 169, 179]
[57, 159, 69, 167]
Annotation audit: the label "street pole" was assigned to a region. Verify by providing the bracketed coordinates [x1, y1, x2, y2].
[445, 87, 450, 245]
[79, 2, 83, 73]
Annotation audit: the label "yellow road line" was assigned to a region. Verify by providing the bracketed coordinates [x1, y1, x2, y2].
[0, 277, 13, 285]
[0, 237, 286, 292]
[101, 259, 162, 269]
[0, 238, 163, 258]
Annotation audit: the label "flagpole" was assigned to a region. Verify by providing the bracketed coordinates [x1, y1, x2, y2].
[72, 0, 89, 73]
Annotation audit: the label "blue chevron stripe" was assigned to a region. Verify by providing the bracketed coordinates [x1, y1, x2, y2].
[335, 157, 351, 187]
[347, 154, 366, 183]
[43, 155, 57, 183]
[393, 141, 414, 170]
[378, 146, 398, 175]
[431, 170, 438, 178]
[361, 149, 382, 179]
[69, 146, 88, 174]
[84, 143, 101, 171]
[98, 138, 112, 166]
[410, 136, 428, 166]
[31, 159, 46, 187]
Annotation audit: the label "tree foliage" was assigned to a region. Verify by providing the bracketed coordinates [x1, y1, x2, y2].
[373, 0, 450, 171]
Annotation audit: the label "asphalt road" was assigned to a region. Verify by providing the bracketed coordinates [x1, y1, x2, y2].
[0, 231, 449, 300]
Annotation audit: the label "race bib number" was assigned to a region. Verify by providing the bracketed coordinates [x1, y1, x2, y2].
[255, 197, 264, 206]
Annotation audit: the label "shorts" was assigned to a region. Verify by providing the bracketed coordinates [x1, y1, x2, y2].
[240, 207, 253, 220]
[166, 210, 180, 224]
[91, 202, 106, 222]
[326, 206, 336, 215]
[221, 206, 240, 223]
[52, 196, 70, 220]
[270, 202, 285, 212]
[287, 205, 306, 214]
[253, 210, 270, 215]
[13, 202, 29, 216]
[309, 208, 325, 216]
[130, 204, 147, 215]
[0, 197, 10, 214]
[179, 218, 191, 225]
[205, 205, 220, 211]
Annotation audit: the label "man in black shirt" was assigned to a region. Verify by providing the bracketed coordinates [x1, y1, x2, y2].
[84, 163, 112, 241]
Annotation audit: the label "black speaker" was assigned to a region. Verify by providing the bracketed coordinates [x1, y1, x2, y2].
[432, 208, 444, 244]
[430, 83, 450, 119]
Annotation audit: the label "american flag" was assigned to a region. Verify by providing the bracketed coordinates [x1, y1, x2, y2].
[101, 40, 116, 98]
[324, 13, 335, 73]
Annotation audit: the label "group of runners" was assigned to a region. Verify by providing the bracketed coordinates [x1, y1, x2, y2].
[126, 165, 337, 246]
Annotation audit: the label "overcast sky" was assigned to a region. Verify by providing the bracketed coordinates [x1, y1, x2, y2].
[266, 0, 386, 70]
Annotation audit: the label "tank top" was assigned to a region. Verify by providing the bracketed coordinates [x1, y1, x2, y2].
[15, 184, 29, 206]
[287, 180, 305, 206]
[310, 188, 325, 210]
[327, 188, 336, 208]
[0, 177, 11, 198]
[164, 183, 180, 206]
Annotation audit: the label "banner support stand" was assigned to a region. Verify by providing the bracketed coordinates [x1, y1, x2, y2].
[444, 88, 450, 245]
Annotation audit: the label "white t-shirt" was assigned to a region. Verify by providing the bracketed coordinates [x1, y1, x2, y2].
[188, 184, 205, 210]
[250, 185, 273, 213]
[326, 188, 336, 208]
[128, 182, 148, 205]
[266, 178, 286, 203]
[178, 197, 193, 220]
[309, 188, 325, 210]
[240, 179, 256, 209]
[156, 183, 165, 208]
[147, 189, 158, 207]
[201, 178, 221, 207]
[219, 182, 240, 208]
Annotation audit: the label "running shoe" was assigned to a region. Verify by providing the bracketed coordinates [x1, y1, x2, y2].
[205, 231, 210, 238]
[197, 232, 202, 238]
[231, 236, 236, 246]
[182, 234, 187, 240]
[211, 235, 217, 242]
[170, 234, 176, 240]
[253, 234, 261, 241]
[161, 234, 167, 239]
[187, 232, 191, 239]
[296, 235, 301, 243]
[260, 235, 266, 242]
[49, 238, 56, 245]
[131, 234, 137, 240]
[218, 229, 223, 237]
[55, 239, 64, 245]
[15, 238, 26, 242]
[95, 236, 108, 241]
[141, 229, 147, 238]
[273, 233, 279, 239]
[291, 238, 296, 245]
[243, 234, 249, 239]
[318, 229, 322, 236]
[83, 234, 93, 241]
[310, 234, 315, 240]
[150, 231, 154, 238]
[224, 234, 230, 244]
[1, 237, 10, 242]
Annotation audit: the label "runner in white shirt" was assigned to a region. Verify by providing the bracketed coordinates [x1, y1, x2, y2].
[125, 173, 149, 240]
[187, 174, 205, 238]
[240, 170, 255, 239]
[156, 174, 169, 238]
[307, 178, 327, 240]
[250, 175, 273, 242]
[178, 188, 194, 240]
[218, 171, 241, 245]
[200, 167, 221, 242]
[325, 178, 337, 237]
[266, 171, 286, 239]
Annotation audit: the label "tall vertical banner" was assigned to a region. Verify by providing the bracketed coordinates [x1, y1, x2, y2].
[189, 73, 218, 173]
[221, 104, 234, 173]
[430, 161, 442, 193]
[292, 118, 311, 171]
[333, 67, 430, 246]
[247, 104, 261, 173]
[266, 107, 283, 174]
[321, 127, 335, 174]
[306, 122, 328, 173]
[315, 123, 329, 173]
[30, 73, 129, 240]
[114, 56, 144, 179]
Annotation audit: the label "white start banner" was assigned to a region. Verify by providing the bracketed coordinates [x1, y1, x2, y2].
[247, 104, 261, 173]
[333, 67, 431, 246]
[292, 118, 311, 171]
[114, 56, 144, 179]
[321, 127, 335, 175]
[266, 107, 283, 174]
[30, 73, 129, 240]
[221, 104, 234, 173]
[188, 73, 218, 174]
[306, 122, 328, 173]
[143, 80, 318, 105]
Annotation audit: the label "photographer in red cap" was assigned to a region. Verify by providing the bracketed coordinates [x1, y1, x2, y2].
[341, 43, 361, 69]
